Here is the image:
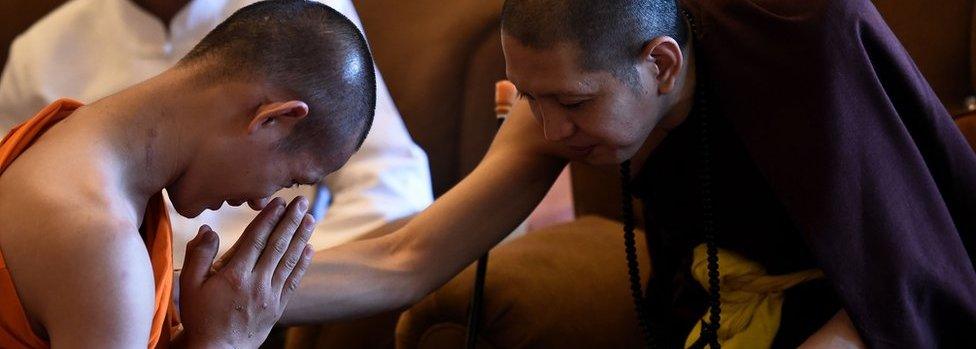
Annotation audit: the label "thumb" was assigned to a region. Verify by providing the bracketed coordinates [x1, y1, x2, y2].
[181, 225, 219, 290]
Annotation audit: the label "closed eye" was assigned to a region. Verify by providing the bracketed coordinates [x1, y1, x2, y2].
[290, 178, 317, 188]
[560, 101, 585, 109]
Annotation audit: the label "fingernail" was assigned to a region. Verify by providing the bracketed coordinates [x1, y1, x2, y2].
[304, 213, 315, 226]
[298, 197, 308, 212]
[196, 225, 210, 239]
[272, 200, 286, 216]
[202, 229, 217, 243]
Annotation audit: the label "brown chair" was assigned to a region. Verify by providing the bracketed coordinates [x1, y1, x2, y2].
[958, 112, 976, 152]
[873, 0, 976, 153]
[352, 0, 509, 197]
[395, 216, 650, 349]
[0, 0, 66, 70]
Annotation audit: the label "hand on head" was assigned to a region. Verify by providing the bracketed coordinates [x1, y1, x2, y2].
[178, 196, 315, 348]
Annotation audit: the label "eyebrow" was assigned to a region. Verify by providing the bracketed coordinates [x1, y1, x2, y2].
[513, 80, 597, 99]
[519, 89, 597, 99]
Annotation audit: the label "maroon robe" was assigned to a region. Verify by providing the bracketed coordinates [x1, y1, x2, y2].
[635, 0, 976, 346]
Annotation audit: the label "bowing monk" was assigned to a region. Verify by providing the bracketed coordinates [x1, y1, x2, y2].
[0, 0, 375, 347]
[270, 0, 976, 347]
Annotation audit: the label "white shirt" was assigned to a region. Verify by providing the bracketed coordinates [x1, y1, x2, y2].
[0, 0, 434, 266]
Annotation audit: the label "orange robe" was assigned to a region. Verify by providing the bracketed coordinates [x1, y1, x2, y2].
[0, 99, 176, 348]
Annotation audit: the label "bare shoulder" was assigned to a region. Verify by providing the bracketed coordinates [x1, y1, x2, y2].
[0, 190, 156, 347]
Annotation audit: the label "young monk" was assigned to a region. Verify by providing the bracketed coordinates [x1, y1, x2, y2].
[0, 0, 376, 347]
[0, 0, 433, 265]
[278, 0, 976, 347]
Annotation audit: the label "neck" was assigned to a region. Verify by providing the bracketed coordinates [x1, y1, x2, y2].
[82, 66, 255, 212]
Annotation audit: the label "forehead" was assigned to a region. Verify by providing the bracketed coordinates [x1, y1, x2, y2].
[502, 35, 603, 96]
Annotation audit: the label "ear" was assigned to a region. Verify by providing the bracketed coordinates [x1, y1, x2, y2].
[638, 36, 684, 94]
[247, 100, 310, 134]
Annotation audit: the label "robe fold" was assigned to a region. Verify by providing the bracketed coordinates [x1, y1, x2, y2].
[636, 0, 976, 346]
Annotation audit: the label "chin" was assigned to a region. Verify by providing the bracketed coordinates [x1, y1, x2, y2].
[170, 197, 206, 218]
[583, 147, 634, 166]
[175, 205, 206, 218]
[583, 154, 618, 166]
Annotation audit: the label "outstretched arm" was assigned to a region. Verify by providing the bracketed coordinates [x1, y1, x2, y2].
[308, 70, 433, 249]
[280, 99, 567, 324]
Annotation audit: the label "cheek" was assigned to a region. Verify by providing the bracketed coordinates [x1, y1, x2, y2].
[590, 96, 648, 139]
[231, 166, 274, 196]
[615, 96, 662, 143]
[577, 109, 642, 146]
[246, 160, 291, 196]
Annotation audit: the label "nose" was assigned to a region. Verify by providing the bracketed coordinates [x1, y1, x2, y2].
[228, 199, 246, 207]
[539, 105, 576, 142]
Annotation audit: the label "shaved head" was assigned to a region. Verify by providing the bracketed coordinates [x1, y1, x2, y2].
[501, 0, 687, 82]
[180, 0, 376, 153]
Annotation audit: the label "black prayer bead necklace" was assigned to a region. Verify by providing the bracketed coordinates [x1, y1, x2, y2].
[621, 8, 722, 349]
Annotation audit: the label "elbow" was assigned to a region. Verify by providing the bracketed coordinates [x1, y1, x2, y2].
[395, 250, 438, 307]
[382, 233, 435, 308]
[398, 278, 430, 309]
